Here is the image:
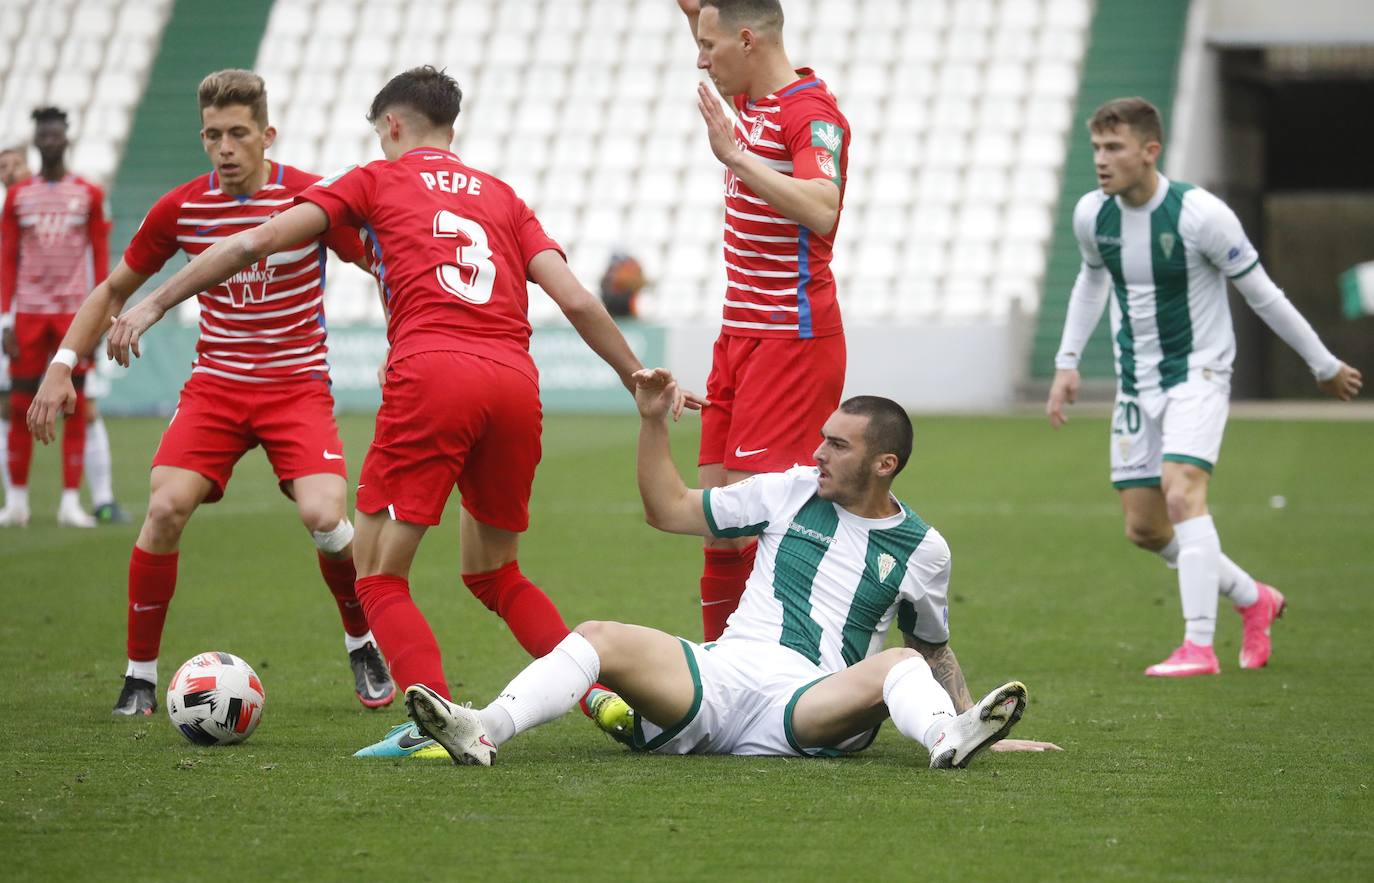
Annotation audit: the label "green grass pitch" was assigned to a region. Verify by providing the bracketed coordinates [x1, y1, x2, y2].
[2, 411, 1371, 880]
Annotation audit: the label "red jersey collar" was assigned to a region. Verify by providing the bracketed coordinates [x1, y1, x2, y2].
[401, 146, 462, 162]
[747, 68, 818, 106]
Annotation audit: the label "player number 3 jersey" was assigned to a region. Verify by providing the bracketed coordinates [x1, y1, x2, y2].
[704, 466, 951, 673]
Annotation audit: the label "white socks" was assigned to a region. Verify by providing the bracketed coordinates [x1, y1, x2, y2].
[126, 658, 157, 684]
[343, 629, 374, 654]
[85, 416, 114, 507]
[59, 488, 82, 512]
[1157, 535, 1260, 609]
[1174, 515, 1221, 646]
[483, 632, 602, 747]
[882, 654, 956, 752]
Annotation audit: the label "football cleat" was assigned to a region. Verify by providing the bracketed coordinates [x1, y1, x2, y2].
[93, 502, 133, 524]
[404, 684, 496, 766]
[348, 642, 396, 708]
[0, 502, 30, 527]
[57, 501, 96, 528]
[1144, 640, 1220, 677]
[929, 681, 1027, 769]
[588, 688, 635, 746]
[112, 676, 157, 716]
[1237, 583, 1286, 670]
[352, 722, 446, 758]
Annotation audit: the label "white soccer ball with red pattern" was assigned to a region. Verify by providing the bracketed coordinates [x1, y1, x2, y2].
[166, 652, 266, 746]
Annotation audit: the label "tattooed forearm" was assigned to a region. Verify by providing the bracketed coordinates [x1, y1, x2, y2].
[906, 638, 974, 713]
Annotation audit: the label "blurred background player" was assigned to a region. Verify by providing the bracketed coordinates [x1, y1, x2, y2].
[599, 251, 645, 319]
[101, 67, 701, 754]
[0, 142, 29, 513]
[0, 136, 128, 526]
[677, 0, 851, 641]
[27, 71, 394, 715]
[1046, 97, 1363, 678]
[1, 107, 108, 528]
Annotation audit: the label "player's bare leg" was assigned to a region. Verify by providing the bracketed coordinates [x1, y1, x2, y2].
[699, 463, 760, 640]
[792, 648, 1030, 769]
[113, 466, 213, 715]
[405, 620, 695, 765]
[289, 473, 393, 707]
[1121, 482, 1268, 674]
[457, 508, 628, 737]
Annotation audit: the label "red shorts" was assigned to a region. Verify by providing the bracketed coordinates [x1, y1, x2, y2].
[699, 333, 846, 473]
[11, 312, 89, 379]
[357, 350, 542, 530]
[152, 373, 347, 503]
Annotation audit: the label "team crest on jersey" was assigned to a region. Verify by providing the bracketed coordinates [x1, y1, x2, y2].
[224, 258, 276, 307]
[877, 553, 897, 583]
[809, 121, 844, 186]
[749, 119, 765, 144]
[814, 148, 837, 181]
[1159, 232, 1177, 260]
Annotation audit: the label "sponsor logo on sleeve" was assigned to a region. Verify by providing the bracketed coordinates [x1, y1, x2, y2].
[809, 120, 844, 186]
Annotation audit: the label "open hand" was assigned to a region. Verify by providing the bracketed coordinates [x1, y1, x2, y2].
[989, 739, 1063, 753]
[106, 299, 166, 366]
[26, 365, 78, 445]
[697, 81, 740, 166]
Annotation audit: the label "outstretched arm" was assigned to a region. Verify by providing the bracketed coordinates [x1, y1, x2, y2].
[106, 202, 330, 365]
[529, 249, 644, 392]
[635, 367, 711, 537]
[1233, 263, 1362, 400]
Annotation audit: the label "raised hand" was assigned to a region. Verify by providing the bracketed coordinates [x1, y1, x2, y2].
[634, 367, 680, 420]
[697, 81, 740, 166]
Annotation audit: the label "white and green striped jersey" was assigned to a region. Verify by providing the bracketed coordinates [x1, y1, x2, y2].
[703, 466, 951, 673]
[1073, 175, 1260, 393]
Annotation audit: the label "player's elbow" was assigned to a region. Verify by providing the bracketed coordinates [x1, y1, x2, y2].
[233, 226, 274, 264]
[808, 207, 838, 237]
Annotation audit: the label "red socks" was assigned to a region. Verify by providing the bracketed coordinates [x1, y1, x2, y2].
[463, 561, 571, 658]
[354, 574, 450, 699]
[317, 553, 369, 638]
[127, 546, 178, 662]
[7, 390, 32, 486]
[61, 391, 86, 489]
[700, 544, 757, 641]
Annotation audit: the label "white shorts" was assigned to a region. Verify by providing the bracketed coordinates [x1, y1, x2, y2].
[1111, 371, 1230, 488]
[632, 638, 881, 758]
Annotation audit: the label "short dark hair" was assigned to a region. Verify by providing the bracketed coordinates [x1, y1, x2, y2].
[1088, 97, 1163, 146]
[839, 396, 913, 476]
[368, 66, 463, 129]
[197, 69, 269, 129]
[701, 0, 784, 33]
[31, 106, 68, 127]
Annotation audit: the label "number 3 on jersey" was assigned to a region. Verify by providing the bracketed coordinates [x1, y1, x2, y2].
[432, 209, 496, 305]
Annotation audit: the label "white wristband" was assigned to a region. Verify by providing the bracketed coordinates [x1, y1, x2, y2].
[51, 348, 79, 369]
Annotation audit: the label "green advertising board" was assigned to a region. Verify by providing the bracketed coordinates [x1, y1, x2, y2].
[99, 321, 664, 415]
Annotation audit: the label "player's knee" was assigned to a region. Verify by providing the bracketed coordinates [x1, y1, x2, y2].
[298, 499, 346, 533]
[144, 491, 194, 537]
[1124, 520, 1169, 550]
[573, 620, 625, 655]
[1164, 488, 1204, 524]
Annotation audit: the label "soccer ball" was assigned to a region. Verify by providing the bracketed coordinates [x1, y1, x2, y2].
[166, 652, 266, 746]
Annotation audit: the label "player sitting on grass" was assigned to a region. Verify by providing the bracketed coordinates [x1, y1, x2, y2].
[405, 369, 1061, 768]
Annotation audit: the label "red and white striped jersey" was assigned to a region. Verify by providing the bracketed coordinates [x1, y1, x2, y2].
[1, 174, 109, 315]
[124, 162, 364, 385]
[721, 68, 849, 340]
